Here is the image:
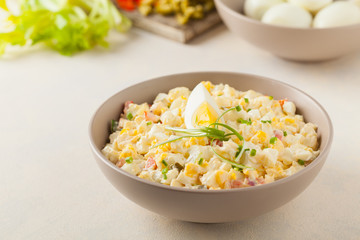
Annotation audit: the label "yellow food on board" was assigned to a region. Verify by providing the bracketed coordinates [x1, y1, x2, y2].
[102, 81, 320, 190]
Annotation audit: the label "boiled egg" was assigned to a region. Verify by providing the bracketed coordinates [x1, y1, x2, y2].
[244, 0, 285, 20]
[184, 83, 222, 129]
[313, 1, 360, 28]
[261, 3, 312, 28]
[288, 0, 332, 14]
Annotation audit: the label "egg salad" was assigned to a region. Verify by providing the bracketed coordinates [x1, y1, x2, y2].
[102, 82, 320, 190]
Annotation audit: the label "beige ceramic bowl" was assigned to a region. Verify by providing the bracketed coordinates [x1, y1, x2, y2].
[215, 0, 360, 61]
[89, 72, 333, 223]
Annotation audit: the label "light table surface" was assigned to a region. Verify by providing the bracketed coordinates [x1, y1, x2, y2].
[1, 26, 360, 239]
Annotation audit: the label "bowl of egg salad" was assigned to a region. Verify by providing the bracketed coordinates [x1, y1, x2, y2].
[214, 0, 360, 61]
[89, 72, 333, 223]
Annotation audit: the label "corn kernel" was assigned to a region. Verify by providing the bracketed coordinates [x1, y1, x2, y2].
[285, 118, 295, 124]
[160, 153, 168, 160]
[120, 128, 129, 135]
[231, 172, 237, 180]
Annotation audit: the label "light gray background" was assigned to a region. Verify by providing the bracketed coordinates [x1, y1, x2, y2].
[1, 25, 359, 239]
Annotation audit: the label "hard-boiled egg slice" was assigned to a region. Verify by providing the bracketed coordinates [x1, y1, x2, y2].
[244, 0, 285, 20]
[184, 83, 222, 129]
[288, 0, 332, 14]
[313, 1, 360, 28]
[262, 3, 312, 28]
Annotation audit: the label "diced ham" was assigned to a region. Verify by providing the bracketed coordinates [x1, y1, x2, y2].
[256, 177, 265, 184]
[230, 180, 243, 189]
[124, 101, 133, 114]
[213, 139, 223, 147]
[145, 157, 157, 170]
[246, 178, 256, 186]
[274, 129, 284, 141]
[116, 158, 126, 168]
[144, 111, 160, 123]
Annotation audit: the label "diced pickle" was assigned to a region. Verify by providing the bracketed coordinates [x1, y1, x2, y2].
[174, 162, 184, 171]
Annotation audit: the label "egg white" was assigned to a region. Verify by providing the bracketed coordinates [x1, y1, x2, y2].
[313, 1, 360, 28]
[184, 83, 222, 129]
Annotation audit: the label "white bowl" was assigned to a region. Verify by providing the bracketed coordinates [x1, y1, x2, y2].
[215, 0, 360, 61]
[89, 72, 333, 223]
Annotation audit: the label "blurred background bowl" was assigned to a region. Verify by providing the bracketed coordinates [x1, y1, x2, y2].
[215, 0, 360, 61]
[89, 72, 333, 223]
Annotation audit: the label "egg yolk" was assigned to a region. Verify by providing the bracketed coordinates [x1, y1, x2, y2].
[192, 102, 219, 127]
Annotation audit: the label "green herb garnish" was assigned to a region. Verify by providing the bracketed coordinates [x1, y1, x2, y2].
[269, 96, 274, 100]
[237, 118, 252, 125]
[111, 120, 119, 133]
[126, 112, 133, 120]
[214, 105, 242, 128]
[125, 156, 133, 163]
[247, 108, 252, 112]
[198, 158, 204, 165]
[161, 159, 168, 167]
[232, 166, 241, 171]
[153, 107, 252, 170]
[162, 167, 168, 179]
[298, 160, 305, 165]
[244, 98, 249, 103]
[250, 149, 257, 156]
[261, 120, 272, 124]
[270, 137, 277, 144]
[283, 131, 288, 137]
[147, 121, 152, 125]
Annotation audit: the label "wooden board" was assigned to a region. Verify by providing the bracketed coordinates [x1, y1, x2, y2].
[121, 10, 222, 43]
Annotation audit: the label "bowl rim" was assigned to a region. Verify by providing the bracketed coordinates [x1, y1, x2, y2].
[89, 71, 333, 194]
[214, 0, 360, 31]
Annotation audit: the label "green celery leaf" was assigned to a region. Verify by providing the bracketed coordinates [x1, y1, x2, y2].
[0, 0, 131, 56]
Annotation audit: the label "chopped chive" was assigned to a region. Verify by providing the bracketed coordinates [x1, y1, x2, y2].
[269, 96, 274, 100]
[111, 120, 119, 133]
[126, 112, 133, 120]
[218, 93, 223, 96]
[198, 158, 204, 165]
[232, 166, 241, 171]
[283, 131, 288, 137]
[270, 137, 277, 144]
[125, 156, 133, 163]
[147, 121, 152, 125]
[298, 160, 305, 165]
[247, 108, 252, 112]
[162, 167, 168, 179]
[235, 145, 243, 158]
[250, 149, 256, 156]
[244, 148, 250, 152]
[237, 118, 252, 125]
[244, 98, 249, 103]
[161, 159, 168, 167]
[261, 120, 272, 124]
[235, 105, 241, 111]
